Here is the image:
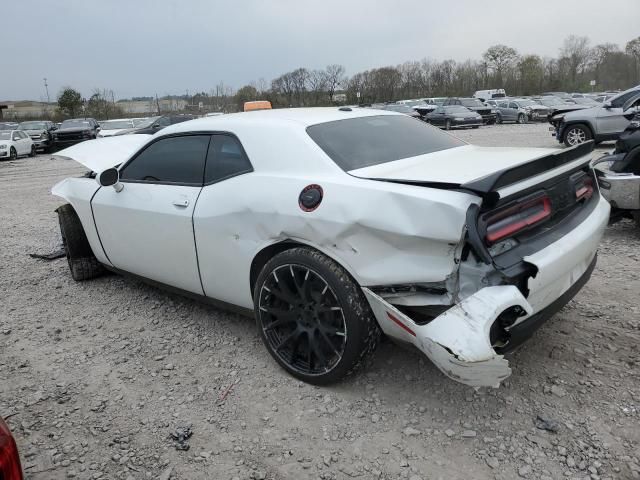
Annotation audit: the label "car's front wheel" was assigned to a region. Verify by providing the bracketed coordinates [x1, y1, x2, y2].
[29, 145, 36, 157]
[564, 123, 592, 147]
[254, 247, 380, 385]
[9, 147, 17, 160]
[517, 113, 526, 124]
[445, 119, 452, 130]
[57, 204, 105, 281]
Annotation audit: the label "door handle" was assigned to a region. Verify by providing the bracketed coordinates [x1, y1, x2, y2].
[172, 199, 189, 207]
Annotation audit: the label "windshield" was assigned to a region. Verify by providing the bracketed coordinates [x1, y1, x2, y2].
[0, 132, 11, 140]
[61, 120, 91, 129]
[515, 100, 535, 107]
[19, 122, 46, 130]
[539, 97, 564, 106]
[134, 116, 160, 128]
[445, 106, 473, 113]
[100, 120, 134, 129]
[460, 99, 484, 107]
[307, 115, 464, 171]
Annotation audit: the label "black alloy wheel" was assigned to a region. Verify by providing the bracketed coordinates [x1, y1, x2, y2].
[258, 264, 347, 377]
[9, 147, 17, 160]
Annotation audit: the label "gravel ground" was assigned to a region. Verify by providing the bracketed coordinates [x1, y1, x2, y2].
[1, 123, 639, 480]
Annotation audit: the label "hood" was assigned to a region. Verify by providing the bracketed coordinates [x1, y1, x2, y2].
[349, 144, 559, 186]
[0, 141, 10, 147]
[52, 134, 152, 171]
[98, 129, 129, 137]
[558, 105, 598, 119]
[56, 126, 92, 133]
[22, 129, 47, 135]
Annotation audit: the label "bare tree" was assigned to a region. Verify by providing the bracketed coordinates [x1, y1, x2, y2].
[325, 65, 346, 102]
[560, 35, 591, 87]
[307, 70, 329, 106]
[626, 37, 640, 82]
[482, 45, 519, 86]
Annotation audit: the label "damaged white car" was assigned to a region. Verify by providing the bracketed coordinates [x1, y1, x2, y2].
[51, 108, 610, 387]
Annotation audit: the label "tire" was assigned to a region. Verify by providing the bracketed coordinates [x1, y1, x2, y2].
[254, 247, 381, 385]
[9, 147, 17, 160]
[517, 113, 526, 124]
[472, 125, 480, 129]
[29, 145, 36, 157]
[496, 114, 503, 124]
[56, 204, 105, 281]
[445, 119, 452, 130]
[563, 123, 592, 147]
[633, 211, 640, 229]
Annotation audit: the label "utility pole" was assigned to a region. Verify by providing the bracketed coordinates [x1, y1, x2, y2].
[43, 78, 50, 103]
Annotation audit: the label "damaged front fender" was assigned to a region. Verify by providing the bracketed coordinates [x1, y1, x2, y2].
[363, 286, 533, 388]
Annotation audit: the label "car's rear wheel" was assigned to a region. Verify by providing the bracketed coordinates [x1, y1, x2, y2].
[445, 119, 452, 130]
[564, 123, 592, 147]
[254, 247, 380, 385]
[517, 113, 526, 124]
[9, 147, 17, 160]
[472, 125, 480, 129]
[57, 204, 105, 281]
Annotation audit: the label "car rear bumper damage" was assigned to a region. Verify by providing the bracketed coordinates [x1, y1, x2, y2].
[363, 195, 609, 388]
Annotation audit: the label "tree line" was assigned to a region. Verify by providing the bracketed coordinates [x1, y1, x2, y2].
[52, 34, 640, 119]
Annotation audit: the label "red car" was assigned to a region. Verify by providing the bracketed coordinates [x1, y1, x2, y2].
[0, 417, 23, 480]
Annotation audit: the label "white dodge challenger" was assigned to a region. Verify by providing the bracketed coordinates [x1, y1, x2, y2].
[51, 107, 610, 387]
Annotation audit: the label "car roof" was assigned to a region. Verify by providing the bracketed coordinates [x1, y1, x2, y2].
[162, 107, 401, 134]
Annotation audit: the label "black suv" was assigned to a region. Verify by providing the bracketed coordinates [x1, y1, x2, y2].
[442, 98, 497, 124]
[53, 118, 100, 149]
[115, 114, 196, 135]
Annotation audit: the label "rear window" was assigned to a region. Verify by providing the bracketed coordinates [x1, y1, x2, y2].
[306, 115, 464, 171]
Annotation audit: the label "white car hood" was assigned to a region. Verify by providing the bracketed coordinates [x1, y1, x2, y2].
[98, 129, 129, 137]
[349, 145, 560, 185]
[52, 134, 151, 171]
[0, 141, 11, 148]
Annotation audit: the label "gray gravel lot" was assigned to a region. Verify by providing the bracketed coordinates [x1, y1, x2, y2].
[1, 123, 638, 480]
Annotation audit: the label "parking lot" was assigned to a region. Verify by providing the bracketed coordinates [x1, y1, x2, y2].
[1, 122, 638, 480]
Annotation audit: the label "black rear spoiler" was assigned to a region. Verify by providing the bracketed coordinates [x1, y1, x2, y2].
[462, 140, 594, 194]
[364, 141, 595, 206]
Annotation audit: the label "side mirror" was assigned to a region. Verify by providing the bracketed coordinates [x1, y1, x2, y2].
[603, 102, 612, 109]
[97, 167, 124, 192]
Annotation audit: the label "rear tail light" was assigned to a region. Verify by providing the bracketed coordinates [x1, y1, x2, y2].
[575, 176, 594, 201]
[0, 418, 23, 480]
[485, 195, 551, 244]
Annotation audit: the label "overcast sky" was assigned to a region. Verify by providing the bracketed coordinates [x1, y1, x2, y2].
[4, 0, 639, 101]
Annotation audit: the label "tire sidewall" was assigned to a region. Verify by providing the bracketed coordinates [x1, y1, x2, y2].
[253, 247, 377, 385]
[10, 147, 17, 159]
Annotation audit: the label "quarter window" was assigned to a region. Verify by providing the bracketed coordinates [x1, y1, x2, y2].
[205, 134, 253, 184]
[120, 135, 210, 185]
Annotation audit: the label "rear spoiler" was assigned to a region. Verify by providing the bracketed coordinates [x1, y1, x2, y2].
[462, 141, 594, 194]
[370, 141, 594, 206]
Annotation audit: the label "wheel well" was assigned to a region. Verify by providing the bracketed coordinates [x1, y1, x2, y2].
[249, 240, 306, 298]
[563, 121, 594, 140]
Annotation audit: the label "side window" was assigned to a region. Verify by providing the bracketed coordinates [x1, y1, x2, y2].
[509, 102, 518, 109]
[156, 117, 171, 127]
[498, 102, 508, 108]
[120, 135, 210, 185]
[12, 131, 20, 141]
[611, 91, 639, 108]
[204, 134, 253, 184]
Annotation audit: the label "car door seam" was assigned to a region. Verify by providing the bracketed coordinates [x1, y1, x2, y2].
[192, 186, 207, 297]
[89, 186, 113, 266]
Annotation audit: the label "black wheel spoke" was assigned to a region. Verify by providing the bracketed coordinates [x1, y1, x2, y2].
[259, 263, 347, 376]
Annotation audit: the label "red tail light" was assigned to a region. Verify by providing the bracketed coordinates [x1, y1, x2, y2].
[575, 177, 594, 201]
[0, 418, 23, 480]
[485, 195, 551, 244]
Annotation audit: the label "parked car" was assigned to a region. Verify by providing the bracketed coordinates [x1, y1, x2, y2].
[442, 97, 497, 124]
[97, 119, 135, 137]
[536, 96, 589, 116]
[571, 97, 601, 107]
[473, 89, 507, 102]
[52, 118, 100, 149]
[425, 105, 483, 129]
[0, 416, 23, 479]
[18, 120, 57, 151]
[0, 130, 36, 159]
[542, 91, 573, 101]
[376, 103, 422, 119]
[494, 99, 549, 123]
[550, 87, 640, 147]
[115, 114, 196, 135]
[132, 117, 156, 127]
[51, 107, 609, 388]
[0, 122, 19, 130]
[593, 114, 640, 227]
